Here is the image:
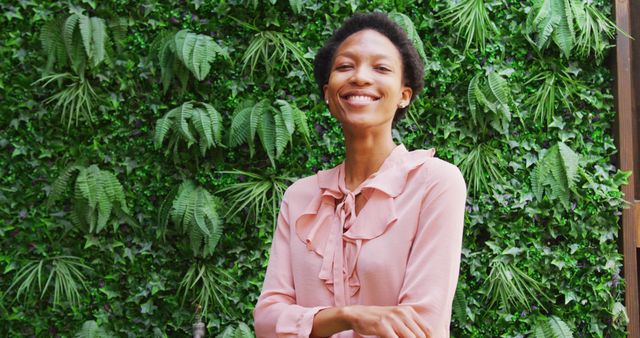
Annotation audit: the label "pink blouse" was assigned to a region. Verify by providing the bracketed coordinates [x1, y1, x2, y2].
[253, 144, 466, 338]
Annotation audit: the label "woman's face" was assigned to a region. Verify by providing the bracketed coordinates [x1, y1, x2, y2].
[324, 29, 412, 131]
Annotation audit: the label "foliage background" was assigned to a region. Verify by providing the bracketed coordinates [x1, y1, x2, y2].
[0, 0, 629, 337]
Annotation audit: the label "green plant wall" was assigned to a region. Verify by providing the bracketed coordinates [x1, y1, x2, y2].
[0, 0, 630, 336]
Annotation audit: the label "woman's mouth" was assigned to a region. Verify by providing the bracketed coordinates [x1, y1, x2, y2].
[341, 94, 381, 106]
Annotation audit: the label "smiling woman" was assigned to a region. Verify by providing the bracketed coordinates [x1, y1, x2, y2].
[253, 12, 466, 338]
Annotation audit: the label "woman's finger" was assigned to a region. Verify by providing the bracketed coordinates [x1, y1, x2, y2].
[408, 308, 431, 338]
[400, 314, 427, 338]
[379, 321, 399, 338]
[389, 315, 416, 338]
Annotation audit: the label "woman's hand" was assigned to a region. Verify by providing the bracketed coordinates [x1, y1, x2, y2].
[311, 305, 430, 338]
[343, 305, 430, 338]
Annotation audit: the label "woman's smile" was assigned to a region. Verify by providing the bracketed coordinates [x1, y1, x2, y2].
[340, 90, 381, 107]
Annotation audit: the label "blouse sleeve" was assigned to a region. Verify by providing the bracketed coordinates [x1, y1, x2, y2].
[253, 198, 329, 338]
[397, 161, 467, 338]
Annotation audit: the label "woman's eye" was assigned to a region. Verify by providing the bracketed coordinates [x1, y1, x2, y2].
[335, 65, 352, 70]
[376, 66, 391, 71]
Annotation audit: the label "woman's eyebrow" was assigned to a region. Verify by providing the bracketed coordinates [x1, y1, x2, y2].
[334, 50, 393, 61]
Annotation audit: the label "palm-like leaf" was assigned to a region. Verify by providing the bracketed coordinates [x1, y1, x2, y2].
[572, 1, 625, 60]
[242, 31, 311, 79]
[439, 0, 497, 52]
[483, 260, 550, 312]
[531, 142, 579, 209]
[7, 256, 91, 307]
[527, 0, 625, 60]
[217, 170, 290, 228]
[154, 101, 223, 157]
[178, 263, 233, 315]
[457, 143, 504, 196]
[35, 72, 98, 130]
[525, 67, 576, 126]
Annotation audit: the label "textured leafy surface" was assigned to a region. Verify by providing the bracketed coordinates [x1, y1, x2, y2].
[0, 0, 627, 336]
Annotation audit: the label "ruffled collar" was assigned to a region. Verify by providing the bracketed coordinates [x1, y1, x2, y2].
[295, 144, 435, 306]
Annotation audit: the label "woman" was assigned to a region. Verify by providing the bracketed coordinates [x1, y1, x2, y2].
[253, 12, 466, 338]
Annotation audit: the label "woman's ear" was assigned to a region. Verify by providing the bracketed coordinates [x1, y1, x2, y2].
[400, 85, 412, 107]
[323, 84, 329, 103]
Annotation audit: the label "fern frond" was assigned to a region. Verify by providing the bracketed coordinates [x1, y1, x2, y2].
[529, 0, 560, 50]
[48, 164, 83, 206]
[219, 322, 255, 338]
[88, 17, 106, 66]
[154, 117, 174, 149]
[75, 166, 99, 209]
[191, 106, 214, 156]
[78, 15, 93, 62]
[531, 142, 579, 209]
[63, 14, 80, 64]
[229, 100, 254, 147]
[388, 12, 428, 64]
[274, 112, 290, 158]
[167, 181, 223, 257]
[203, 102, 222, 145]
[275, 99, 295, 135]
[75, 320, 112, 338]
[258, 111, 277, 167]
[291, 105, 310, 143]
[50, 164, 129, 233]
[173, 30, 226, 81]
[452, 286, 467, 324]
[547, 316, 573, 337]
[532, 316, 573, 338]
[154, 101, 222, 157]
[551, 0, 575, 57]
[157, 185, 178, 240]
[467, 72, 514, 135]
[40, 17, 67, 72]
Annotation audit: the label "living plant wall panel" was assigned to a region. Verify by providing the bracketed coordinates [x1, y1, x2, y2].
[0, 0, 630, 336]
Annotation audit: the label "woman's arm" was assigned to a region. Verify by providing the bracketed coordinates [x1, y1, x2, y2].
[253, 199, 329, 338]
[311, 305, 430, 338]
[396, 160, 466, 337]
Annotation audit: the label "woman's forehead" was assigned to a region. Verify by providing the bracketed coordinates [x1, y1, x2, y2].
[334, 29, 401, 61]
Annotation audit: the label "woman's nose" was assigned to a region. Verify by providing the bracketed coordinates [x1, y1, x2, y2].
[349, 66, 373, 86]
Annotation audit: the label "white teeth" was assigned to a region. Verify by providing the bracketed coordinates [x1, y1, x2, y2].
[347, 95, 376, 103]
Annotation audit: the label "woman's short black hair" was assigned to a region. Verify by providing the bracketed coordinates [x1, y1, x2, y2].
[313, 12, 425, 122]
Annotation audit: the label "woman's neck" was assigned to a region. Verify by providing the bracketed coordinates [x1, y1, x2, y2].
[343, 130, 396, 191]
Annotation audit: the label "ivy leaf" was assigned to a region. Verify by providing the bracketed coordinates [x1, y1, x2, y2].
[140, 299, 157, 314]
